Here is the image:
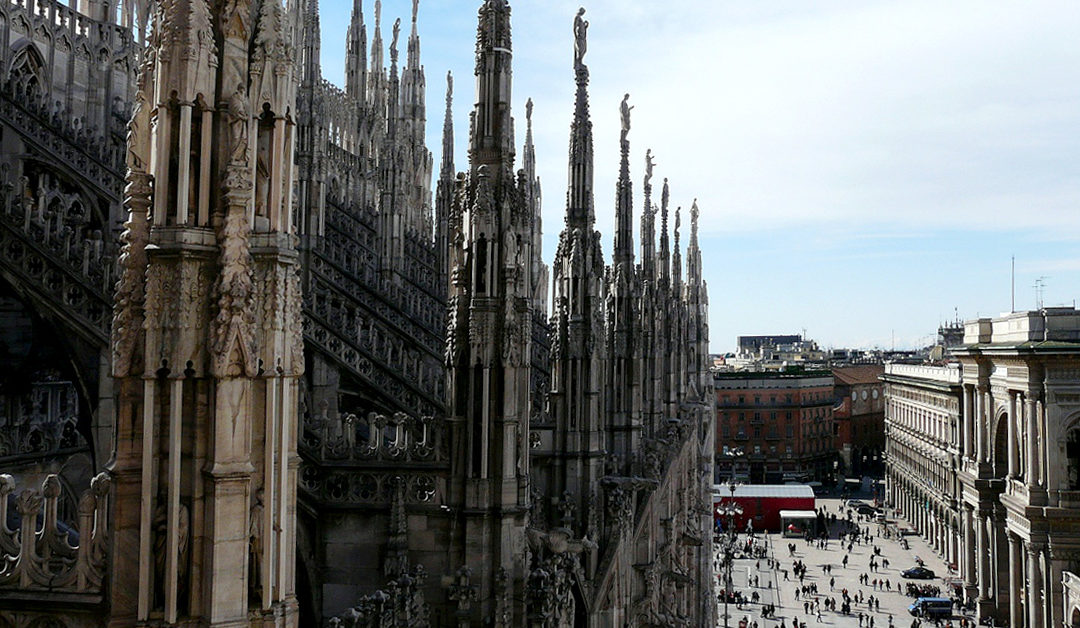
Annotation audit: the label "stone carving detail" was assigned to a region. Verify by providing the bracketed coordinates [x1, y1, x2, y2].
[212, 167, 256, 377]
[0, 473, 110, 593]
[0, 380, 86, 459]
[330, 564, 430, 627]
[301, 411, 446, 464]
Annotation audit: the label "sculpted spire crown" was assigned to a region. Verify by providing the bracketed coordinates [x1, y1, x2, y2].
[573, 7, 588, 80]
[690, 199, 699, 243]
[469, 0, 514, 170]
[390, 17, 401, 66]
[441, 71, 454, 176]
[564, 5, 594, 230]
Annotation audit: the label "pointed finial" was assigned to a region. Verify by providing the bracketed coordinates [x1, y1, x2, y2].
[526, 98, 533, 126]
[412, 0, 419, 23]
[446, 70, 453, 105]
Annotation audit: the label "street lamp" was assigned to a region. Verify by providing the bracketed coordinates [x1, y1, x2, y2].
[715, 476, 743, 628]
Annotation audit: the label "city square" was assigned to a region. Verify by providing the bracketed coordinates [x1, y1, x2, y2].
[714, 497, 976, 628]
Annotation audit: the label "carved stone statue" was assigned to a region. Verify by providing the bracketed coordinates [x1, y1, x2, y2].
[526, 97, 533, 123]
[573, 8, 588, 70]
[620, 93, 633, 137]
[255, 125, 271, 216]
[126, 89, 149, 172]
[227, 83, 249, 163]
[645, 149, 655, 187]
[249, 489, 264, 603]
[392, 18, 401, 55]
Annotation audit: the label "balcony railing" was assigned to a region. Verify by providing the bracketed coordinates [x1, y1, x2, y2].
[0, 472, 110, 596]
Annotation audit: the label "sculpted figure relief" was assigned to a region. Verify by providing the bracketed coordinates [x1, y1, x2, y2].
[126, 89, 150, 172]
[228, 83, 250, 163]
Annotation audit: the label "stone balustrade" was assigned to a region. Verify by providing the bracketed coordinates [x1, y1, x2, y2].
[885, 362, 961, 384]
[0, 472, 109, 595]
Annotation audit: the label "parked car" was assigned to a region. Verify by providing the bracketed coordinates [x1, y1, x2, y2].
[908, 597, 952, 618]
[855, 504, 879, 516]
[902, 566, 936, 579]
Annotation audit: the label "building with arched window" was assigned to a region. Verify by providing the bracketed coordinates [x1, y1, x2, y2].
[886, 307, 1080, 628]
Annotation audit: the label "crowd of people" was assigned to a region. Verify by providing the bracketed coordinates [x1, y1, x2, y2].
[713, 498, 977, 628]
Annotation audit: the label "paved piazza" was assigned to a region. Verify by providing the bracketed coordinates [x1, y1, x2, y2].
[714, 497, 977, 628]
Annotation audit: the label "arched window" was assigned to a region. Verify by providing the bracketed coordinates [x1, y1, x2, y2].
[9, 44, 47, 100]
[1066, 429, 1080, 490]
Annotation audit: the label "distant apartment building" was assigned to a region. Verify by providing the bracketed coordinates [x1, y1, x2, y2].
[832, 365, 886, 477]
[714, 370, 836, 484]
[729, 335, 827, 371]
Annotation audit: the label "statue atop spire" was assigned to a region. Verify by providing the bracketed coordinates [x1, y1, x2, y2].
[690, 198, 699, 239]
[620, 93, 633, 140]
[574, 7, 588, 76]
[412, 0, 419, 23]
[441, 71, 454, 176]
[645, 149, 655, 187]
[391, 17, 401, 65]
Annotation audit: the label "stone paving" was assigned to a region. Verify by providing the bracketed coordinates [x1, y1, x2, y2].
[714, 497, 978, 628]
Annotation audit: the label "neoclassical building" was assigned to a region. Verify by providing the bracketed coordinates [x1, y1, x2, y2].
[885, 308, 1080, 628]
[0, 0, 716, 625]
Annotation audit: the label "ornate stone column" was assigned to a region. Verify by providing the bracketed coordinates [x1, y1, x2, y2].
[963, 385, 973, 460]
[1007, 391, 1017, 478]
[1025, 393, 1038, 490]
[976, 510, 991, 603]
[1008, 533, 1022, 628]
[1027, 541, 1043, 628]
[975, 386, 986, 463]
[963, 505, 976, 591]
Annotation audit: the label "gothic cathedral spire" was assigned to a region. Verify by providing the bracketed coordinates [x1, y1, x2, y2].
[108, 0, 303, 624]
[445, 1, 533, 622]
[546, 4, 606, 557]
[345, 0, 368, 101]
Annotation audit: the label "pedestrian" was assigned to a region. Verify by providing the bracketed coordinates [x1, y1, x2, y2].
[830, 576, 835, 590]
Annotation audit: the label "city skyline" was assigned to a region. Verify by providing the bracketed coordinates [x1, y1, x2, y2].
[320, 0, 1080, 351]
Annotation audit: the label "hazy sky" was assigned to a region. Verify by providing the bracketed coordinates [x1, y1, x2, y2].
[317, 0, 1080, 352]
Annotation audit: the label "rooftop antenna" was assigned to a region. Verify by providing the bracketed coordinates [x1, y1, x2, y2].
[1034, 276, 1048, 310]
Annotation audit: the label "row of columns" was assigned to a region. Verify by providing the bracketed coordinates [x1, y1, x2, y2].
[888, 475, 959, 569]
[960, 383, 1047, 492]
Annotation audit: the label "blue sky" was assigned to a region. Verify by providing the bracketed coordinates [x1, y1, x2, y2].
[317, 0, 1080, 352]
